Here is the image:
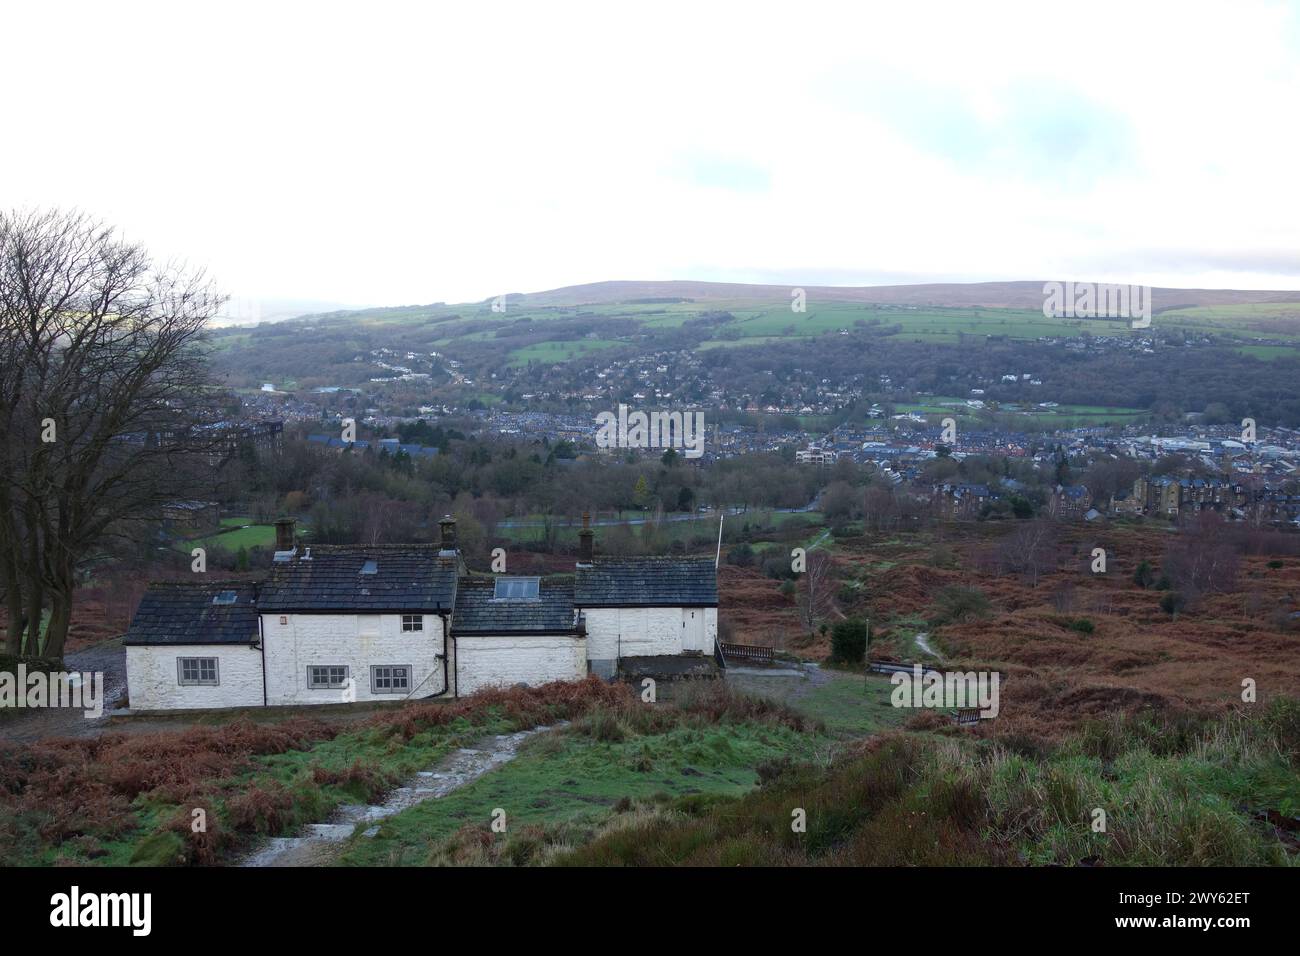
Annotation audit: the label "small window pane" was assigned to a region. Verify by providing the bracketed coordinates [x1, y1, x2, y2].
[179, 657, 219, 686]
[309, 666, 348, 689]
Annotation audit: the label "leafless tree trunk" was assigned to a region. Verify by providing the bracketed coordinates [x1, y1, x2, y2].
[798, 550, 834, 635]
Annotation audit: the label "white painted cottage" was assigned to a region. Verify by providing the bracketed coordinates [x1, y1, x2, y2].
[574, 518, 717, 677]
[123, 516, 719, 712]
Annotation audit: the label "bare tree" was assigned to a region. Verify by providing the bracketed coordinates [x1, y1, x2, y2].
[997, 519, 1058, 588]
[798, 549, 834, 636]
[0, 209, 223, 658]
[862, 485, 900, 533]
[1162, 513, 1240, 607]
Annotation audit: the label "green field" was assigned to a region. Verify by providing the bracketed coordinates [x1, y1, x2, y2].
[473, 298, 1300, 359]
[1234, 344, 1300, 360]
[187, 517, 278, 552]
[506, 339, 622, 366]
[893, 397, 1147, 427]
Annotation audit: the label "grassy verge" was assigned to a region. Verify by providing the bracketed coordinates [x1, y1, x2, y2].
[547, 700, 1300, 866]
[795, 672, 909, 736]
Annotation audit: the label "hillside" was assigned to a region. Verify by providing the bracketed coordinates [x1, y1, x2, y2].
[503, 279, 1300, 311]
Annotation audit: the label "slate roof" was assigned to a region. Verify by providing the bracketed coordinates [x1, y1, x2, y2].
[574, 556, 718, 608]
[259, 545, 458, 612]
[124, 582, 260, 646]
[451, 576, 579, 635]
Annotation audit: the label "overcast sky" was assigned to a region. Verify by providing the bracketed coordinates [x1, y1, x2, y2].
[5, 0, 1300, 315]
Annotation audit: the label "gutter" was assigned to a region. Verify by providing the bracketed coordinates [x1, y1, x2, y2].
[449, 629, 583, 637]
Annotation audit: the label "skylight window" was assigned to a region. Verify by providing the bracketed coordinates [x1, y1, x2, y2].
[212, 591, 238, 605]
[359, 560, 378, 575]
[493, 577, 540, 600]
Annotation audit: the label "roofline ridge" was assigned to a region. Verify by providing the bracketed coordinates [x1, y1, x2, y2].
[307, 543, 443, 552]
[146, 578, 262, 588]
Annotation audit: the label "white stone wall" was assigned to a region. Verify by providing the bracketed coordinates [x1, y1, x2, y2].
[582, 608, 621, 663]
[454, 633, 586, 696]
[579, 606, 716, 661]
[125, 644, 265, 711]
[262, 612, 451, 705]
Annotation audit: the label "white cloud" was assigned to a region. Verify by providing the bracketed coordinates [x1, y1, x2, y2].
[3, 0, 1298, 307]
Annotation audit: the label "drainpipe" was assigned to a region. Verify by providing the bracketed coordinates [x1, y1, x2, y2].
[442, 609, 451, 697]
[257, 614, 268, 706]
[442, 608, 457, 698]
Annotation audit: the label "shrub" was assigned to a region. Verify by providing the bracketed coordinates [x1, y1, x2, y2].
[311, 760, 392, 803]
[128, 831, 188, 867]
[1133, 559, 1155, 588]
[830, 618, 868, 664]
[762, 555, 796, 581]
[1159, 591, 1186, 616]
[928, 546, 957, 569]
[726, 543, 754, 567]
[224, 780, 299, 835]
[931, 585, 991, 625]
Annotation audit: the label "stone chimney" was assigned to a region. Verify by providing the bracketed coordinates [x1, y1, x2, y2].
[439, 515, 458, 555]
[577, 512, 594, 566]
[274, 517, 296, 553]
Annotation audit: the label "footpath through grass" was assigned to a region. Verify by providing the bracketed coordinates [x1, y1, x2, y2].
[338, 715, 814, 866]
[336, 671, 912, 865]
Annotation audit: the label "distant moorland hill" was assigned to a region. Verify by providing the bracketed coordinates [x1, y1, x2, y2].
[500, 279, 1300, 312]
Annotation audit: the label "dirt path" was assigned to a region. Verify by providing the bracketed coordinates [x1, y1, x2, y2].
[724, 660, 834, 707]
[0, 639, 128, 743]
[806, 529, 832, 551]
[913, 631, 943, 661]
[240, 723, 562, 867]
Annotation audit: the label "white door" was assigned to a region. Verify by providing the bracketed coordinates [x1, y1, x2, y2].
[681, 608, 706, 653]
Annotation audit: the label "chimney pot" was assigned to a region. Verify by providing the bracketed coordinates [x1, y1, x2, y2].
[578, 511, 594, 565]
[439, 514, 458, 553]
[274, 517, 296, 553]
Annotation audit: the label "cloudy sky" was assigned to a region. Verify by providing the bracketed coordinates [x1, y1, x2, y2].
[5, 0, 1299, 314]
